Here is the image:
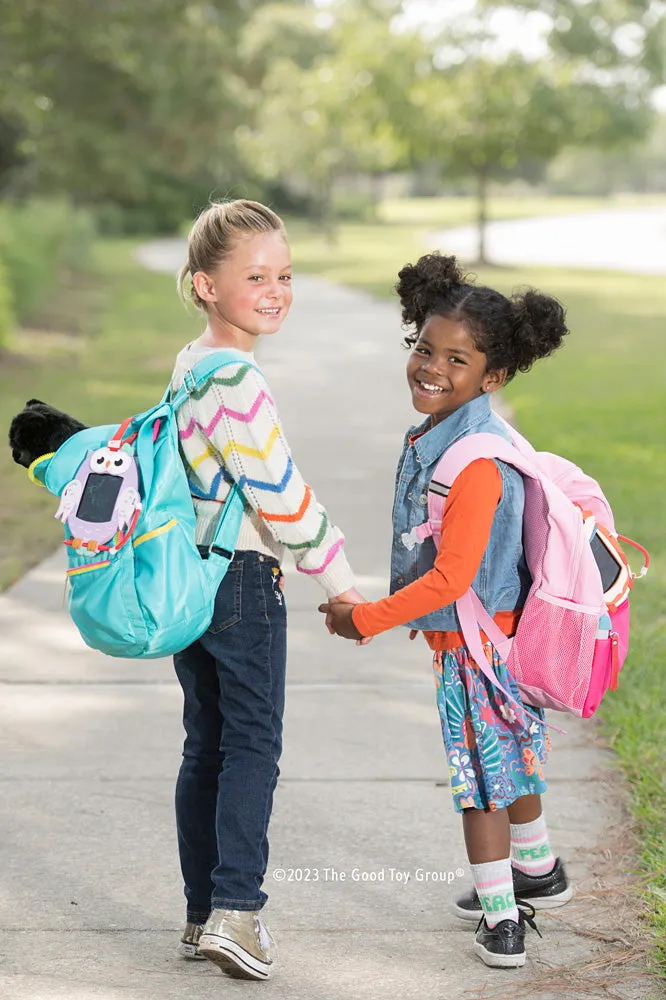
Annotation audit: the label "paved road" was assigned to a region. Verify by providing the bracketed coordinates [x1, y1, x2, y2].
[0, 246, 655, 999]
[433, 206, 666, 273]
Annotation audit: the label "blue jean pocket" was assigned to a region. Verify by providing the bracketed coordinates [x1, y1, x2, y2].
[207, 559, 243, 634]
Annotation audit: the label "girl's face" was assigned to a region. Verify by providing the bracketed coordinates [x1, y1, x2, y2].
[406, 314, 506, 425]
[193, 230, 293, 344]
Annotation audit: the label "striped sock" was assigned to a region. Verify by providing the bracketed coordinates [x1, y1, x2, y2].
[510, 815, 556, 876]
[470, 858, 519, 928]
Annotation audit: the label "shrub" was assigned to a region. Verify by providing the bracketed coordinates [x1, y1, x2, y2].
[0, 256, 15, 349]
[0, 198, 95, 323]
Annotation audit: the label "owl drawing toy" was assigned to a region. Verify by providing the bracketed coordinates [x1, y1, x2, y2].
[55, 436, 142, 553]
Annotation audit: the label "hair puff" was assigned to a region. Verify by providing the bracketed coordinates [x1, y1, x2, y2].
[396, 252, 468, 333]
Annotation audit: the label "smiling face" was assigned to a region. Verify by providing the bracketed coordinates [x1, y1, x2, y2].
[406, 314, 507, 425]
[192, 230, 293, 349]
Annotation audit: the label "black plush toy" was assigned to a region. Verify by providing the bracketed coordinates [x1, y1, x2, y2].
[9, 399, 88, 469]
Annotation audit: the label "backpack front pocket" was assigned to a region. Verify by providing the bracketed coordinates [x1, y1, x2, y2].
[67, 559, 111, 578]
[132, 518, 177, 549]
[582, 598, 630, 717]
[66, 542, 146, 656]
[509, 590, 603, 716]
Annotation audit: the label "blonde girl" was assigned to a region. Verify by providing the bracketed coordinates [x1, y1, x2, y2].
[170, 200, 364, 979]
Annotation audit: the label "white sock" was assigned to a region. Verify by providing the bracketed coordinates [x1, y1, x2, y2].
[470, 858, 519, 928]
[510, 814, 556, 876]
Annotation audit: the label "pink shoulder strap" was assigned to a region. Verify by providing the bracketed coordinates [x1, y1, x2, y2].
[456, 590, 565, 733]
[431, 431, 539, 487]
[429, 430, 566, 735]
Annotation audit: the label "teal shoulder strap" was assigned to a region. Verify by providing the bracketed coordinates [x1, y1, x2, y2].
[170, 350, 261, 411]
[204, 481, 245, 574]
[168, 349, 261, 571]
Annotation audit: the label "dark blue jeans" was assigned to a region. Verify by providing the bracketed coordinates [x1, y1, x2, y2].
[173, 550, 287, 920]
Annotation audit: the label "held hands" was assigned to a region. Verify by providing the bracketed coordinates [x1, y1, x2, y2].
[318, 602, 363, 641]
[319, 587, 371, 644]
[317, 592, 420, 645]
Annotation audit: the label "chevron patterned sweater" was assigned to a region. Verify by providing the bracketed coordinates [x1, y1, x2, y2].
[170, 342, 356, 598]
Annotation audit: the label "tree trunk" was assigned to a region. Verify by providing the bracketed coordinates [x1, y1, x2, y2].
[476, 165, 489, 265]
[319, 177, 338, 247]
[368, 173, 382, 222]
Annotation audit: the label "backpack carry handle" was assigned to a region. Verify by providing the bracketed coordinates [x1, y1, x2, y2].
[108, 417, 135, 451]
[617, 534, 650, 578]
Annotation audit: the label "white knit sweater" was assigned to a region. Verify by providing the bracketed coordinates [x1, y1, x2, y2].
[170, 342, 356, 598]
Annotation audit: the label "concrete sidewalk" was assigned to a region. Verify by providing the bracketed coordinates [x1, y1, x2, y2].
[0, 265, 654, 999]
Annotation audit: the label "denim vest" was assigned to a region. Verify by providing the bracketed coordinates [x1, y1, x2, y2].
[390, 393, 531, 631]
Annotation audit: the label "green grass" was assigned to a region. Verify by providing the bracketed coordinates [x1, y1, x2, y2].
[289, 222, 666, 961]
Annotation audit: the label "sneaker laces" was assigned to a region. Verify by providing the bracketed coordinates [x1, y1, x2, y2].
[474, 899, 542, 938]
[516, 899, 542, 939]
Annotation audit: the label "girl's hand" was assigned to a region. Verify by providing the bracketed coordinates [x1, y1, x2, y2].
[330, 587, 366, 605]
[318, 602, 364, 641]
[327, 588, 372, 645]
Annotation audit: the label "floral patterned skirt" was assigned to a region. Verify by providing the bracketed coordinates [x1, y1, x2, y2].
[433, 644, 550, 814]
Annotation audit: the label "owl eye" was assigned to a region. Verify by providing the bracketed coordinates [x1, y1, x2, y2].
[90, 447, 113, 472]
[110, 452, 131, 474]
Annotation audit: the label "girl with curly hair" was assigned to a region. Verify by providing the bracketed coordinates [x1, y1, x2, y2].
[321, 252, 573, 969]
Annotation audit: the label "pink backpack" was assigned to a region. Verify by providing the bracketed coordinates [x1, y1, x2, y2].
[402, 418, 648, 728]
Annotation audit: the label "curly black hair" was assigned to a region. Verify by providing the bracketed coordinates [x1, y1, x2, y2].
[396, 252, 568, 381]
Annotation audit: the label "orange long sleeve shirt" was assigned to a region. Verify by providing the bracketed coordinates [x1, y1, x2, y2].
[352, 458, 521, 649]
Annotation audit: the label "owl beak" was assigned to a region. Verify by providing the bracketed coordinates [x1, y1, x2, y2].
[105, 461, 110, 468]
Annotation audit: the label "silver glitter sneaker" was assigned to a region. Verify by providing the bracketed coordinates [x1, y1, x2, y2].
[198, 908, 277, 980]
[177, 921, 206, 959]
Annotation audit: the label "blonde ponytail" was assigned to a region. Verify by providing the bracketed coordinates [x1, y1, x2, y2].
[177, 199, 287, 311]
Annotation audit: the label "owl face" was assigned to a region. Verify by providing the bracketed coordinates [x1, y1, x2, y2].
[89, 448, 132, 476]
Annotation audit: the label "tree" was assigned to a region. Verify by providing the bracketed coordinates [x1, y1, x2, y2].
[503, 0, 666, 85]
[408, 0, 662, 262]
[0, 0, 306, 220]
[236, 0, 425, 239]
[555, 109, 666, 193]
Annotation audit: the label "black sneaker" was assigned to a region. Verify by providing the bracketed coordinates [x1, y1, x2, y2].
[454, 858, 572, 921]
[474, 901, 541, 969]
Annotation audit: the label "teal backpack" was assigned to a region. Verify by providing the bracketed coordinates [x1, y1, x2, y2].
[28, 350, 257, 658]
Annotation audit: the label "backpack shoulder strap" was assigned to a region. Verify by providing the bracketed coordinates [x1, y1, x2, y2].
[456, 589, 566, 734]
[432, 432, 539, 490]
[170, 350, 262, 572]
[438, 434, 567, 734]
[169, 350, 263, 411]
[403, 432, 540, 551]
